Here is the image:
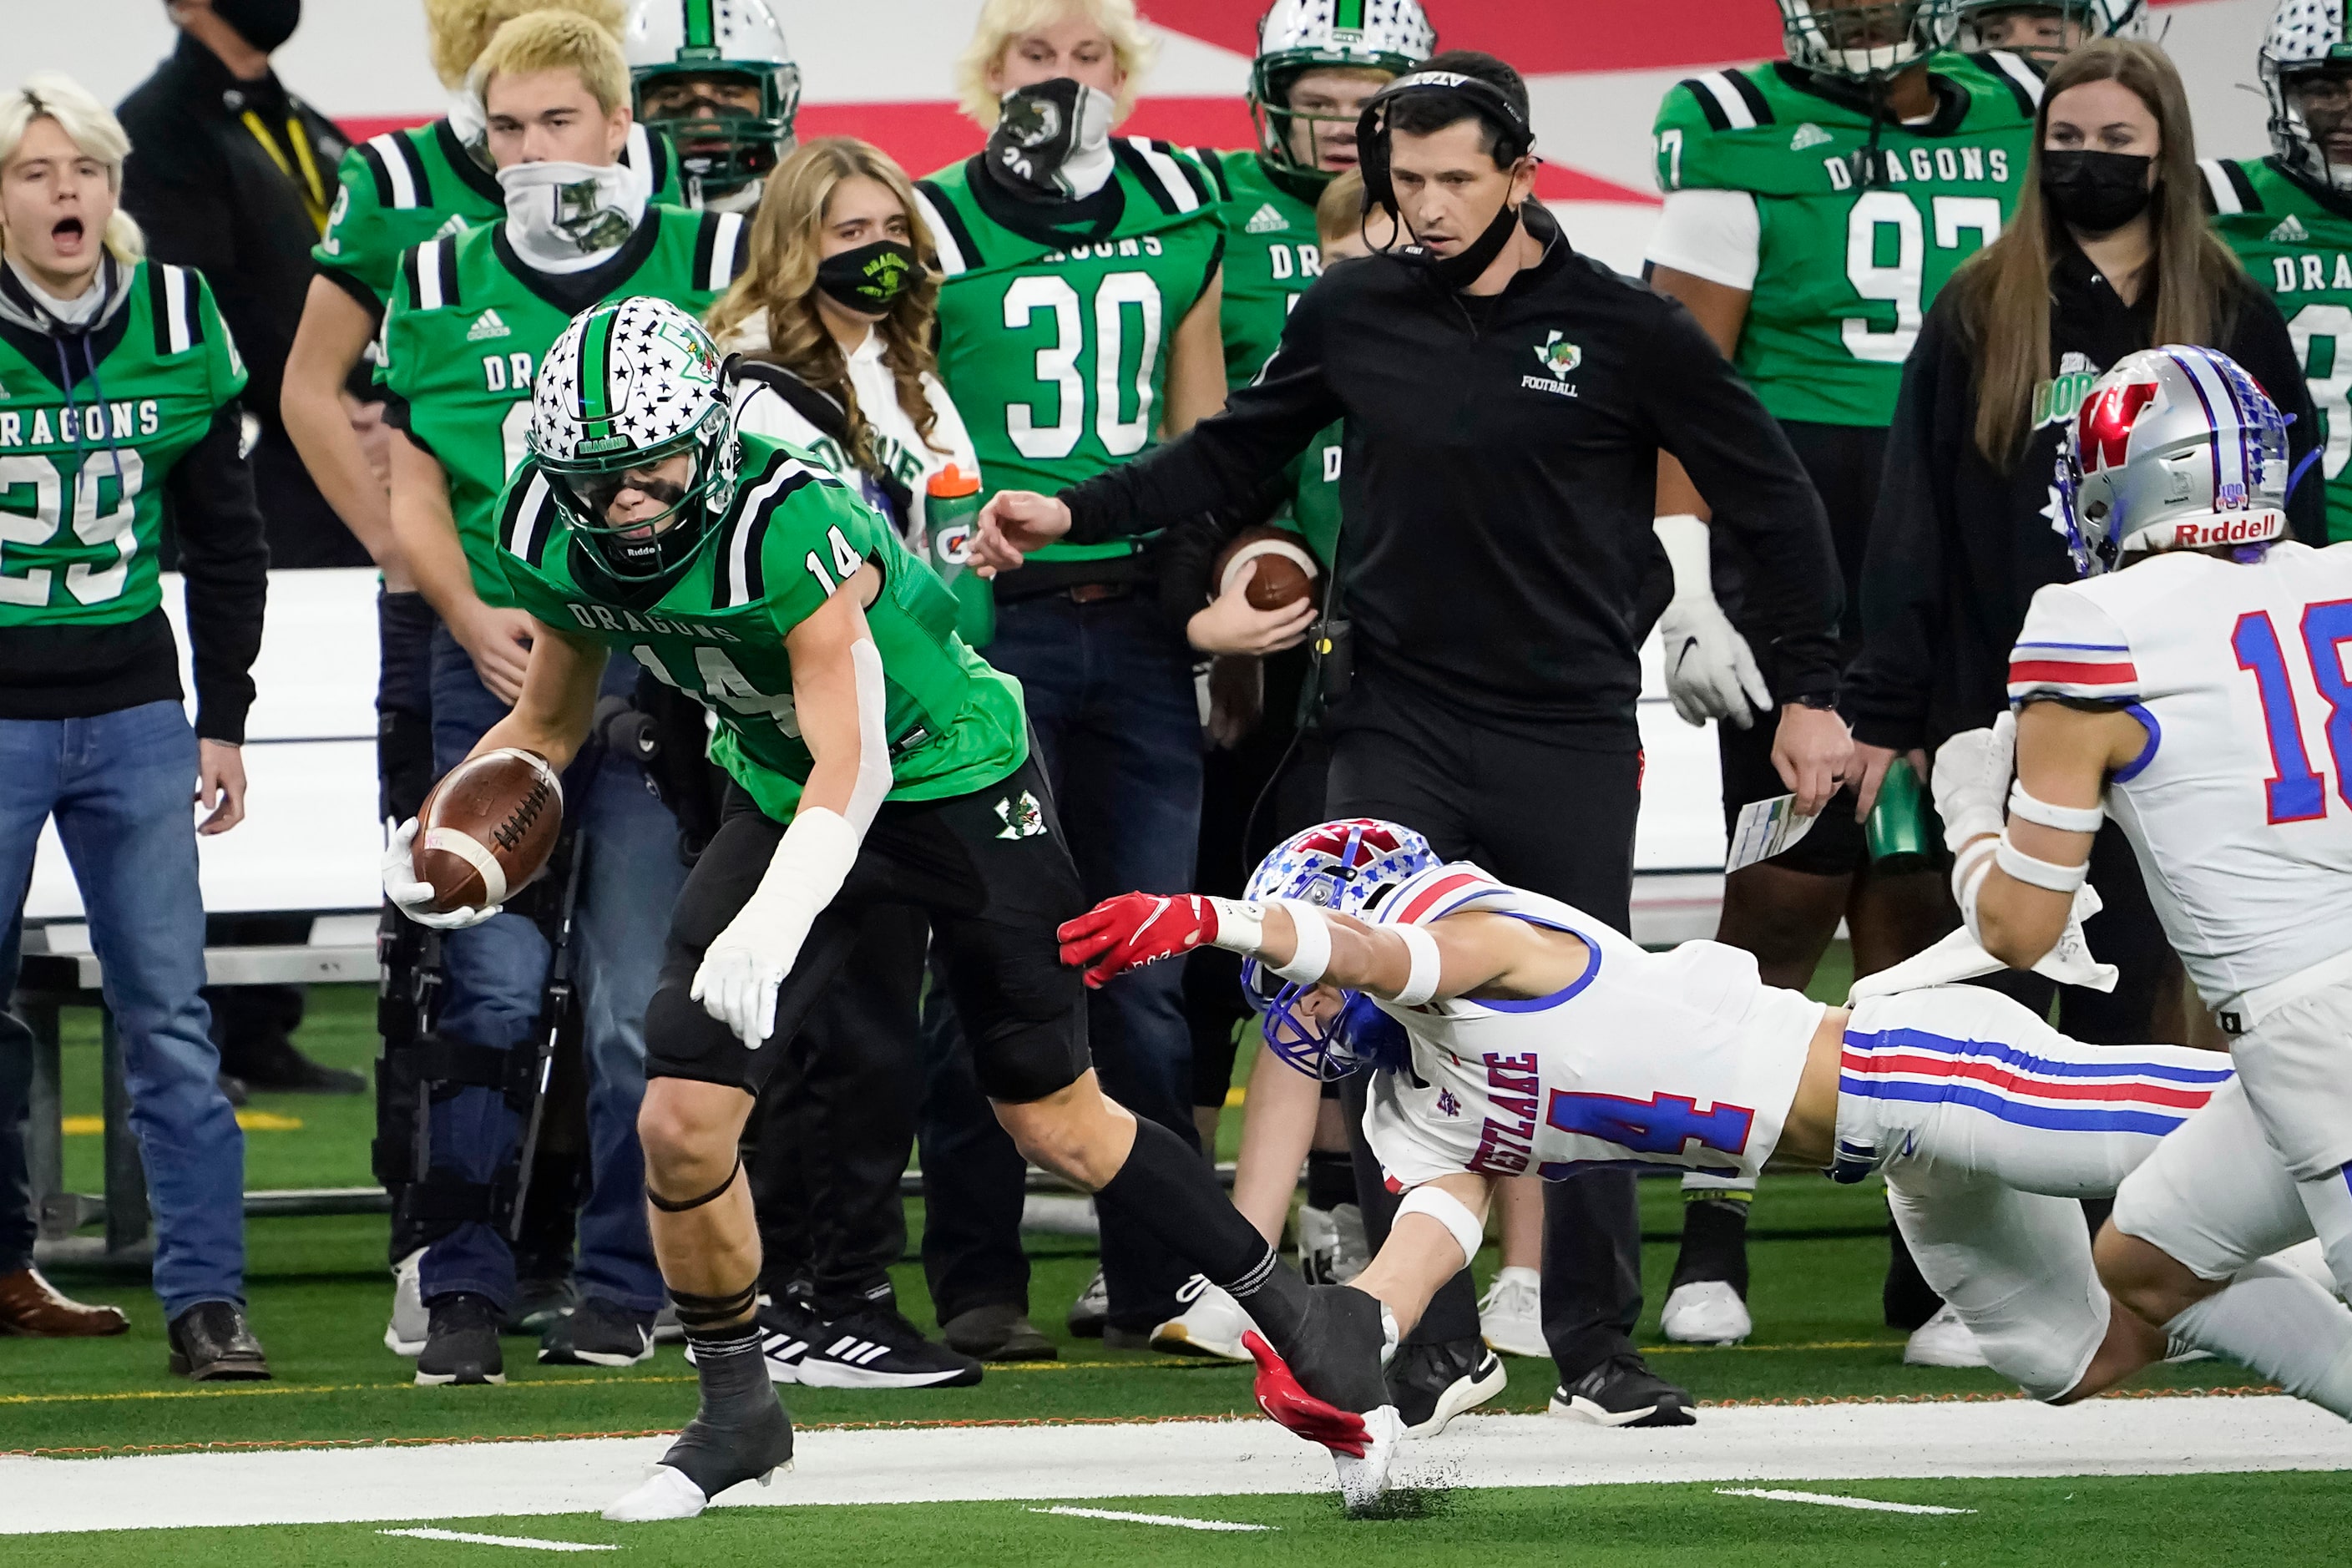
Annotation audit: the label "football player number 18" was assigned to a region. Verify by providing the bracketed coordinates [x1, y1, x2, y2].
[1842, 192, 2001, 363]
[0, 451, 147, 607]
[1001, 271, 1165, 461]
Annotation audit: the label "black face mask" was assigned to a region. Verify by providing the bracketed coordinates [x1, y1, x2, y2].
[815, 240, 919, 315]
[210, 0, 302, 53]
[1400, 193, 1523, 291]
[983, 78, 1115, 203]
[2041, 150, 2155, 234]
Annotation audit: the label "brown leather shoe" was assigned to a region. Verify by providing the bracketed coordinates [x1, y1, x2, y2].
[0, 1267, 130, 1337]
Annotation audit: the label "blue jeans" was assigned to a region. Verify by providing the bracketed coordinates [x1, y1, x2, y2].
[987, 592, 1203, 1328]
[0, 703, 244, 1319]
[421, 629, 683, 1312]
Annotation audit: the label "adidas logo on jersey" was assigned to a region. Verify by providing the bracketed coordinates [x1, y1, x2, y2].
[1790, 123, 1833, 152]
[2270, 214, 2313, 244]
[432, 212, 468, 242]
[1245, 201, 1290, 235]
[467, 309, 512, 342]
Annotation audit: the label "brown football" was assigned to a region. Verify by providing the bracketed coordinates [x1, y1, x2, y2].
[412, 748, 563, 913]
[1212, 525, 1321, 612]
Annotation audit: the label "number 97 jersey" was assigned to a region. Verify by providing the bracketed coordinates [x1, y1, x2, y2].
[1356, 864, 1824, 1192]
[2007, 543, 2352, 1008]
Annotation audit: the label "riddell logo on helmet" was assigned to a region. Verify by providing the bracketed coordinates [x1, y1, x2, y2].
[2169, 515, 2281, 547]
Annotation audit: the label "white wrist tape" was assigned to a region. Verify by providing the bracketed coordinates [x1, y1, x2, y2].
[2008, 780, 2103, 834]
[1271, 901, 1332, 984]
[1996, 830, 2090, 893]
[1396, 1184, 1485, 1272]
[1652, 513, 1714, 603]
[746, 805, 860, 930]
[1207, 897, 1266, 953]
[1953, 837, 1996, 948]
[1390, 923, 1442, 1007]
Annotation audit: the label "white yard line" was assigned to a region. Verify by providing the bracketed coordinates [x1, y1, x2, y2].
[5, 1396, 2349, 1536]
[377, 1528, 619, 1551]
[1029, 1505, 1276, 1531]
[1715, 1487, 1976, 1515]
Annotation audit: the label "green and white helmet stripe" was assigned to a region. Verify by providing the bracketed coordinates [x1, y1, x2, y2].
[623, 0, 801, 202]
[1248, 0, 1434, 172]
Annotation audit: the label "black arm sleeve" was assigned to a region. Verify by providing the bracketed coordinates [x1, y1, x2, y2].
[2224, 283, 2329, 546]
[1060, 279, 1345, 544]
[1641, 293, 1844, 703]
[1841, 306, 1959, 752]
[167, 406, 271, 743]
[1152, 473, 1296, 626]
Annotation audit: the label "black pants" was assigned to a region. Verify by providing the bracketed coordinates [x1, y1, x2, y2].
[917, 950, 1034, 1326]
[746, 903, 928, 1317]
[1326, 673, 1646, 1379]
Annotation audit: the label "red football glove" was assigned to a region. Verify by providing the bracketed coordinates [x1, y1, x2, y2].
[1243, 1331, 1371, 1456]
[1056, 892, 1222, 989]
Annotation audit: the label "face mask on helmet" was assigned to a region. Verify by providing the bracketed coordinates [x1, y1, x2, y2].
[1247, 0, 1436, 176]
[1776, 0, 1956, 78]
[2056, 345, 2295, 577]
[1953, 0, 2138, 67]
[625, 0, 802, 204]
[2263, 0, 2352, 188]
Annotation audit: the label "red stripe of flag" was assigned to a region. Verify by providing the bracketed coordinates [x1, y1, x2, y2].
[1397, 872, 1482, 926]
[2008, 659, 2137, 686]
[1841, 1050, 2214, 1110]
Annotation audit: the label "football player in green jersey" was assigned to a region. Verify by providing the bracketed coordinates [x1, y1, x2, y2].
[1641, 0, 2040, 1349]
[2205, 0, 2352, 539]
[915, 0, 1236, 1352]
[1954, 0, 2138, 72]
[374, 10, 748, 1388]
[0, 75, 271, 1376]
[421, 297, 1333, 1520]
[1199, 0, 1434, 393]
[624, 0, 801, 215]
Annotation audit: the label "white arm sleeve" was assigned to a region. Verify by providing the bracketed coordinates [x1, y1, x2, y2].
[1643, 188, 1763, 292]
[844, 637, 891, 835]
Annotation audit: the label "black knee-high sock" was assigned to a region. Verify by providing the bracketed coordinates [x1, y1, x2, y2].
[1096, 1118, 1309, 1349]
[665, 1320, 791, 1497]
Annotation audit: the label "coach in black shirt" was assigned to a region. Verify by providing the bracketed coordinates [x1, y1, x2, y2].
[979, 53, 1845, 1430]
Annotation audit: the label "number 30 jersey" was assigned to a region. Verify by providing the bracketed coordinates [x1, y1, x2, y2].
[914, 145, 1225, 564]
[1358, 863, 1823, 1191]
[2008, 543, 2352, 1005]
[495, 432, 1029, 820]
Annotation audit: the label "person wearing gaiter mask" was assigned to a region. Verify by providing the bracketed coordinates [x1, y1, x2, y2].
[377, 8, 748, 1387]
[912, 0, 1232, 1363]
[1846, 40, 2321, 1053]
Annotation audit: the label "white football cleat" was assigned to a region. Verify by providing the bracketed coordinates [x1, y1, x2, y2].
[1661, 1280, 1752, 1346]
[1902, 1302, 1989, 1368]
[602, 1464, 711, 1523]
[1150, 1277, 1254, 1362]
[1297, 1203, 1370, 1285]
[384, 1247, 426, 1358]
[1336, 1404, 1406, 1514]
[1478, 1266, 1545, 1358]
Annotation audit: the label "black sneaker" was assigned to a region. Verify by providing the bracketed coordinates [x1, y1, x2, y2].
[1386, 1334, 1507, 1438]
[167, 1300, 271, 1382]
[797, 1305, 984, 1389]
[417, 1292, 505, 1385]
[941, 1302, 1055, 1363]
[756, 1296, 822, 1383]
[1548, 1353, 1697, 1428]
[539, 1297, 655, 1368]
[220, 1035, 366, 1095]
[503, 1276, 577, 1338]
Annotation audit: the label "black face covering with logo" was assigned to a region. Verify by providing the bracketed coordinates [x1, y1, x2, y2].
[815, 240, 920, 314]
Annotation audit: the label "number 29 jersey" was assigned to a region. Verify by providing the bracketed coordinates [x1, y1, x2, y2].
[914, 145, 1225, 564]
[2007, 543, 2352, 1005]
[1357, 863, 1823, 1191]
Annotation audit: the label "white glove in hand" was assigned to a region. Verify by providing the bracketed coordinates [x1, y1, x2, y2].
[1653, 513, 1771, 729]
[691, 894, 815, 1048]
[382, 817, 503, 930]
[1848, 884, 2115, 1003]
[1931, 711, 2016, 856]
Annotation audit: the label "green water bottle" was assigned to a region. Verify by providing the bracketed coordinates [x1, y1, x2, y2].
[924, 464, 994, 650]
[1865, 756, 1937, 873]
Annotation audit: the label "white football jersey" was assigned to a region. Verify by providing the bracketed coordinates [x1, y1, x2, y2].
[2008, 542, 2352, 1004]
[1357, 863, 1823, 1191]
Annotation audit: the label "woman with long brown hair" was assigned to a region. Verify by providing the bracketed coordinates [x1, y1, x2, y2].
[1846, 39, 2322, 1044]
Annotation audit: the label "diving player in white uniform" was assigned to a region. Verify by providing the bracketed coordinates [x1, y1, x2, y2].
[1060, 817, 2352, 1509]
[1946, 343, 2352, 1408]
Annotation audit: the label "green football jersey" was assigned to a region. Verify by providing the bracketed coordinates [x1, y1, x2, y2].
[1202, 149, 1327, 392]
[1277, 418, 1343, 570]
[1653, 54, 2038, 426]
[915, 146, 1227, 562]
[0, 260, 244, 628]
[2206, 155, 2352, 540]
[377, 203, 747, 604]
[496, 433, 1028, 817]
[316, 119, 682, 309]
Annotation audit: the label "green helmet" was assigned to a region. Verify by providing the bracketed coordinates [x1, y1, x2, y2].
[623, 0, 802, 207]
[1952, 0, 2142, 68]
[1247, 0, 1434, 177]
[529, 296, 741, 586]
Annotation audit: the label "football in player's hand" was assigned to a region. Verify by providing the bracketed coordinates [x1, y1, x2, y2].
[1214, 526, 1321, 612]
[412, 748, 562, 913]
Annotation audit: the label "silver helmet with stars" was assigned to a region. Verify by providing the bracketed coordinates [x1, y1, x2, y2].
[2263, 0, 2352, 189]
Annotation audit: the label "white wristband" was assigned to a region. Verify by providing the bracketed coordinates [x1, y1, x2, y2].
[1396, 1184, 1485, 1272]
[1391, 923, 1441, 1007]
[1271, 901, 1332, 984]
[1206, 897, 1265, 953]
[2008, 781, 2104, 834]
[1995, 831, 2090, 893]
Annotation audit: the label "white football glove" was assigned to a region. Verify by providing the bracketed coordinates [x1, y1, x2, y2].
[689, 898, 813, 1050]
[1848, 884, 2117, 1002]
[1654, 513, 1772, 729]
[1930, 712, 2016, 857]
[381, 816, 502, 931]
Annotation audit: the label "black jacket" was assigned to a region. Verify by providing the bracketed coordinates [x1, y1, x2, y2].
[1058, 205, 1843, 733]
[118, 34, 349, 442]
[1844, 246, 2323, 755]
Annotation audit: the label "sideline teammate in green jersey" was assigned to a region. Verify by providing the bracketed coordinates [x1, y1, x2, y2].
[911, 0, 1232, 1353]
[1640, 0, 2039, 1353]
[623, 0, 801, 215]
[2206, 0, 2352, 540]
[0, 75, 271, 1376]
[372, 10, 747, 1388]
[418, 296, 1338, 1521]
